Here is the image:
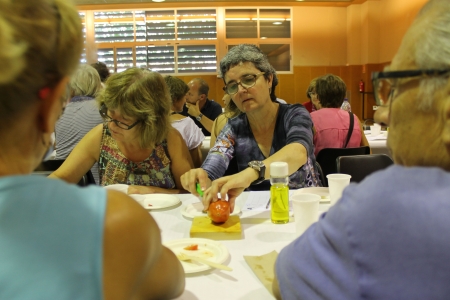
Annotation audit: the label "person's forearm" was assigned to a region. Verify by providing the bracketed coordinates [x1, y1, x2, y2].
[199, 116, 214, 133]
[128, 185, 185, 194]
[261, 143, 307, 179]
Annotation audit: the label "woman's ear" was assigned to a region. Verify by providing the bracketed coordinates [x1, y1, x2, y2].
[38, 76, 70, 133]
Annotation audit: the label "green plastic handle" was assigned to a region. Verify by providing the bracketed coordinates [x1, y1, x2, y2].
[196, 183, 204, 197]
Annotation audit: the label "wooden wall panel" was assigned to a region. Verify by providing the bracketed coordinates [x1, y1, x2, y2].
[277, 74, 296, 104]
[170, 63, 386, 118]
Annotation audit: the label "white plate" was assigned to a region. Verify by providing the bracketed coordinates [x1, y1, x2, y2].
[104, 184, 129, 194]
[181, 202, 241, 219]
[292, 187, 330, 204]
[164, 238, 229, 274]
[136, 194, 181, 210]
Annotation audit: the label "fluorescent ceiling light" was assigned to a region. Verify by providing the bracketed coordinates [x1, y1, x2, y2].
[152, 0, 165, 2]
[273, 22, 282, 25]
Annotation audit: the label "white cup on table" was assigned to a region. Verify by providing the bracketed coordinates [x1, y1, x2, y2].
[291, 193, 320, 237]
[326, 174, 351, 206]
[370, 123, 381, 136]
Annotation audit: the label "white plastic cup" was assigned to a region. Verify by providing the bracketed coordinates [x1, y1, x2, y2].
[370, 123, 381, 136]
[327, 174, 351, 205]
[291, 193, 320, 237]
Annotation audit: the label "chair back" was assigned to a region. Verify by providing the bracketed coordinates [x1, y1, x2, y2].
[336, 154, 393, 183]
[316, 146, 370, 186]
[33, 159, 96, 187]
[314, 161, 325, 187]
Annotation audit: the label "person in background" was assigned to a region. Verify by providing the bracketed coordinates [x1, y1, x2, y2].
[164, 75, 205, 168]
[210, 93, 240, 148]
[0, 0, 184, 299]
[55, 64, 104, 183]
[302, 78, 318, 113]
[310, 74, 370, 156]
[274, 0, 450, 298]
[50, 68, 193, 194]
[182, 78, 223, 136]
[181, 44, 321, 212]
[91, 61, 111, 84]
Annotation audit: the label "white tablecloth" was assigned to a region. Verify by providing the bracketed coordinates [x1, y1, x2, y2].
[365, 130, 390, 157]
[151, 191, 330, 300]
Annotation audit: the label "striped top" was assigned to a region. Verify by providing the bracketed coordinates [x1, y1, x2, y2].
[202, 103, 321, 190]
[98, 125, 176, 189]
[55, 96, 103, 183]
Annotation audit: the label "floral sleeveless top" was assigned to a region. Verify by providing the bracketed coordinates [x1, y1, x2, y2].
[98, 126, 176, 189]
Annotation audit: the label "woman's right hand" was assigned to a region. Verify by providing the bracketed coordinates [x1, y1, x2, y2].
[180, 168, 211, 196]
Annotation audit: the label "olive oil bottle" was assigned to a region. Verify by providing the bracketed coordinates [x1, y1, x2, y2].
[270, 162, 289, 224]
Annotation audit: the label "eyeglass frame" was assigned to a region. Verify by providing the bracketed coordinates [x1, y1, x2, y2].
[308, 92, 317, 98]
[223, 72, 266, 95]
[371, 69, 450, 106]
[99, 104, 141, 130]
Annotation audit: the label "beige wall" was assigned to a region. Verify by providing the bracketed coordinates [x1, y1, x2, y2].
[378, 0, 427, 62]
[292, 6, 348, 66]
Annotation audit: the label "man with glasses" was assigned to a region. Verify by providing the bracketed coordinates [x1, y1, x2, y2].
[274, 0, 450, 298]
[183, 78, 223, 136]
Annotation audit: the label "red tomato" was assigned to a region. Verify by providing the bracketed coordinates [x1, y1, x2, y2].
[183, 244, 198, 251]
[207, 200, 230, 224]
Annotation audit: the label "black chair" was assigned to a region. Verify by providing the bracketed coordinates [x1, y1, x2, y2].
[33, 159, 96, 187]
[336, 154, 394, 183]
[316, 146, 370, 187]
[314, 161, 326, 186]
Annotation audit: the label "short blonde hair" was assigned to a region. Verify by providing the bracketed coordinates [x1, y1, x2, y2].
[97, 68, 172, 149]
[69, 64, 102, 98]
[0, 0, 83, 123]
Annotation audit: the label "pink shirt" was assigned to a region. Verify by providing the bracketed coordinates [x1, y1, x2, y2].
[311, 108, 362, 156]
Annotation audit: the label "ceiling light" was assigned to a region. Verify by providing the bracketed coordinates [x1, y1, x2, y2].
[273, 22, 282, 25]
[152, 0, 165, 2]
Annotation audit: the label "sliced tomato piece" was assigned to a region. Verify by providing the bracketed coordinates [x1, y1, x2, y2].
[183, 244, 198, 251]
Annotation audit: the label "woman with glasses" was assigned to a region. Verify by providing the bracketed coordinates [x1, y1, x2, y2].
[51, 67, 193, 194]
[0, 0, 185, 299]
[310, 74, 370, 157]
[181, 44, 321, 211]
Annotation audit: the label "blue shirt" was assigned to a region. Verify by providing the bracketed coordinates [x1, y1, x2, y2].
[276, 165, 450, 300]
[0, 176, 106, 299]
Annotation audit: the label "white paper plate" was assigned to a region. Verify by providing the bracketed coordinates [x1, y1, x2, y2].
[181, 202, 241, 219]
[136, 194, 181, 210]
[164, 238, 229, 274]
[292, 187, 330, 204]
[103, 184, 129, 194]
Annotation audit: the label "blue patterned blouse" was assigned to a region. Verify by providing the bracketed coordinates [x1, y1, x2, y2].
[202, 103, 322, 190]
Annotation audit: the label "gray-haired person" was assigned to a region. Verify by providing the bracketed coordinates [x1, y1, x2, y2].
[55, 64, 103, 183]
[274, 0, 450, 298]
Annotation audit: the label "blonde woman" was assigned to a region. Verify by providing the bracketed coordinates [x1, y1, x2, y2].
[51, 67, 193, 194]
[0, 0, 184, 299]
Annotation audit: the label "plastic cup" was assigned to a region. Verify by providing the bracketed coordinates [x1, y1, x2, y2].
[370, 123, 381, 136]
[291, 193, 320, 237]
[326, 174, 351, 205]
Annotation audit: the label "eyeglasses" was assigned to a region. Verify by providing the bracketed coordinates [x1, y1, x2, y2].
[223, 72, 265, 95]
[99, 104, 141, 130]
[371, 69, 450, 106]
